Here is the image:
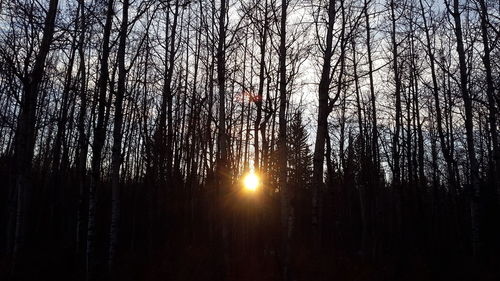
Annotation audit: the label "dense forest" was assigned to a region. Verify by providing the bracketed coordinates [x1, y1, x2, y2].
[0, 0, 499, 280]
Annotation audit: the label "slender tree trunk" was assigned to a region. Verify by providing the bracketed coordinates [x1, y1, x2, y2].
[365, 0, 379, 173]
[312, 0, 335, 249]
[75, 0, 88, 255]
[449, 0, 482, 257]
[390, 0, 401, 186]
[255, 0, 269, 172]
[364, 0, 379, 257]
[215, 0, 229, 277]
[108, 0, 129, 271]
[87, 1, 114, 279]
[278, 0, 290, 279]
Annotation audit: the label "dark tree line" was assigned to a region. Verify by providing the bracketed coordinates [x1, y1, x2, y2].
[0, 0, 499, 280]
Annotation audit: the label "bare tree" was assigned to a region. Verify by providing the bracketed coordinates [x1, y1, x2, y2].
[446, 0, 482, 257]
[7, 0, 59, 271]
[87, 1, 114, 279]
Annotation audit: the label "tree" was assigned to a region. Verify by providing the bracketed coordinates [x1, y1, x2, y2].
[277, 0, 290, 279]
[108, 0, 129, 270]
[87, 1, 114, 279]
[5, 0, 59, 270]
[446, 0, 482, 257]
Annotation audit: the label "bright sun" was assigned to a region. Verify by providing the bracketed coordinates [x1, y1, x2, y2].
[243, 172, 260, 191]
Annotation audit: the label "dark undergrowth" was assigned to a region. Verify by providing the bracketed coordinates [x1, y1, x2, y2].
[2, 228, 499, 281]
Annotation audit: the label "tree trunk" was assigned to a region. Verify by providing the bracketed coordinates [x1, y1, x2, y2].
[278, 1, 290, 280]
[449, 0, 482, 257]
[216, 0, 229, 277]
[254, 0, 269, 172]
[312, 0, 336, 249]
[390, 0, 401, 186]
[11, 0, 59, 272]
[75, 0, 88, 255]
[108, 0, 129, 271]
[87, 1, 114, 279]
[365, 0, 379, 173]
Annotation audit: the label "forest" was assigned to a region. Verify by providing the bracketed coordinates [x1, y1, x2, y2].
[0, 0, 499, 280]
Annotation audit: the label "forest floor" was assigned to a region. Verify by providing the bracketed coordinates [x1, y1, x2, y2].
[115, 238, 499, 281]
[1, 237, 499, 281]
[2, 206, 499, 281]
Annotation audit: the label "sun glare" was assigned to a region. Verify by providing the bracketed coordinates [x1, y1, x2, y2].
[243, 172, 260, 191]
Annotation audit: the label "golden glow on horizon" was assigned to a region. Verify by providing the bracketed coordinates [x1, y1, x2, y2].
[243, 171, 260, 192]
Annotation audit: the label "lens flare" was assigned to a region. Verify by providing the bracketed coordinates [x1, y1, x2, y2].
[243, 172, 260, 191]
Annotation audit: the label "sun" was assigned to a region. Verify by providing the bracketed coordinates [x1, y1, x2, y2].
[243, 171, 260, 191]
